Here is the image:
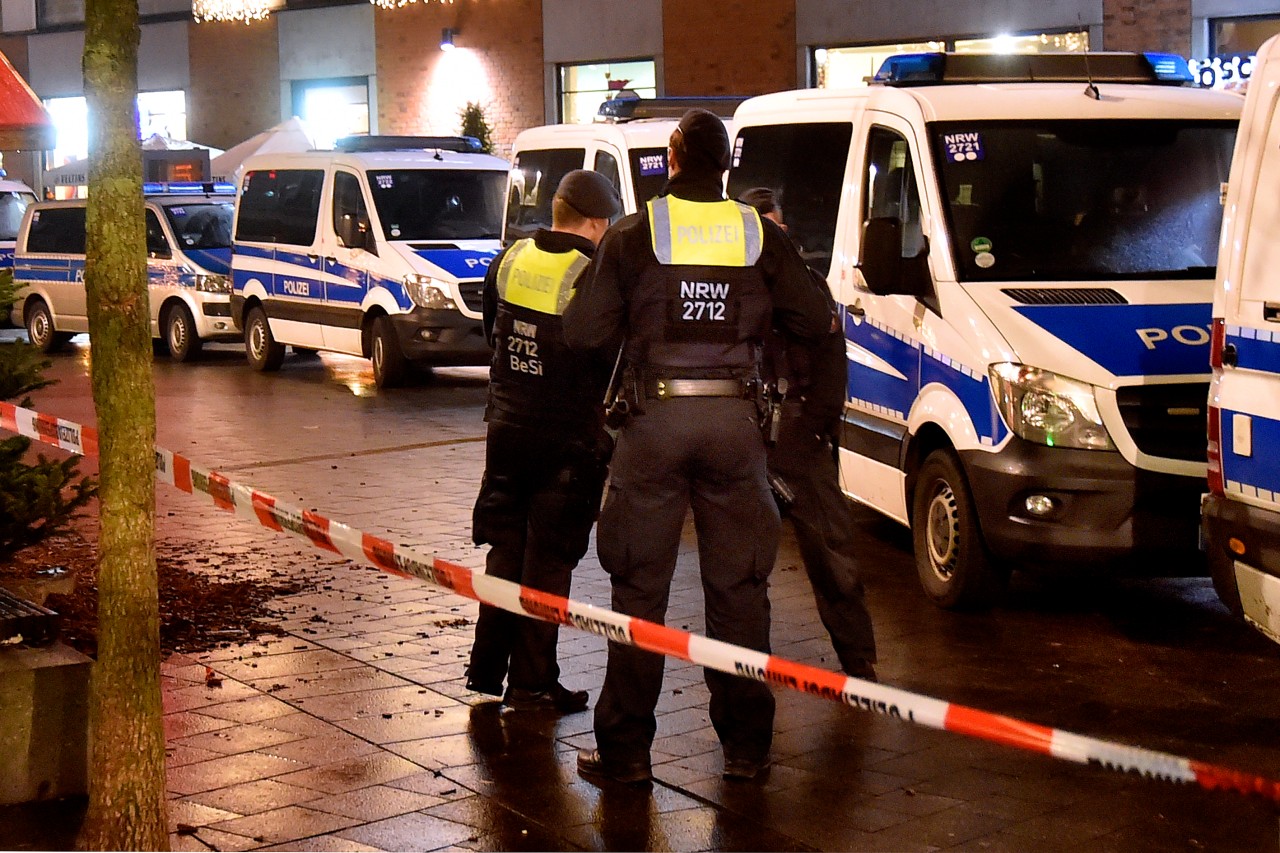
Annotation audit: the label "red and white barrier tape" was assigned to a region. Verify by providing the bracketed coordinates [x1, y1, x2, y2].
[5, 400, 1279, 803]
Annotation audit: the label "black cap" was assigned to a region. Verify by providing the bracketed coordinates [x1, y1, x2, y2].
[676, 108, 731, 174]
[554, 169, 622, 219]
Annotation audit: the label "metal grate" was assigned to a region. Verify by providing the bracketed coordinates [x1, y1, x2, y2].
[1002, 288, 1128, 305]
[456, 280, 484, 313]
[0, 588, 59, 647]
[1115, 383, 1209, 463]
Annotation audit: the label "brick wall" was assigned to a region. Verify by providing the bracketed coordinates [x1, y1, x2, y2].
[186, 19, 282, 150]
[1102, 0, 1193, 55]
[374, 0, 544, 157]
[661, 0, 796, 97]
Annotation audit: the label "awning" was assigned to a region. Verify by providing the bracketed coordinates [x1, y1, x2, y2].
[0, 50, 53, 151]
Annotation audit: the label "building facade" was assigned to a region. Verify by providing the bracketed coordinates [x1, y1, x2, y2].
[0, 0, 1275, 190]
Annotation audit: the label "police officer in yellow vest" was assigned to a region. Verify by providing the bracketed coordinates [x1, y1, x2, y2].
[564, 110, 831, 784]
[467, 169, 621, 713]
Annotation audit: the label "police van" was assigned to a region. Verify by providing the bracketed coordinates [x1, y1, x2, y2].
[1204, 35, 1280, 645]
[9, 182, 238, 361]
[727, 52, 1241, 608]
[506, 98, 742, 240]
[230, 137, 507, 388]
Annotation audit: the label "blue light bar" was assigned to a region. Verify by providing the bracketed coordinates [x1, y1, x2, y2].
[142, 181, 235, 195]
[872, 53, 946, 85]
[1143, 52, 1194, 83]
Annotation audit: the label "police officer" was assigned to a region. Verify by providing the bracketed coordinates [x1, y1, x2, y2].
[466, 169, 621, 713]
[564, 110, 831, 784]
[740, 186, 878, 682]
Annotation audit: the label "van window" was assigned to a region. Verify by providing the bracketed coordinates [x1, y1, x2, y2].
[506, 148, 584, 242]
[235, 169, 325, 246]
[25, 207, 86, 254]
[594, 150, 623, 221]
[728, 123, 852, 276]
[367, 169, 504, 242]
[165, 202, 234, 249]
[0, 191, 35, 241]
[865, 126, 927, 261]
[930, 119, 1237, 282]
[332, 171, 370, 247]
[629, 147, 669, 209]
[145, 210, 170, 258]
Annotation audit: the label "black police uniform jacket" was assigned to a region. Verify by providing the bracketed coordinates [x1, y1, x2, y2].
[482, 228, 611, 432]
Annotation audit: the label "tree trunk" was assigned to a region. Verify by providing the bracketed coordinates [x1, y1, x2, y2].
[76, 0, 167, 846]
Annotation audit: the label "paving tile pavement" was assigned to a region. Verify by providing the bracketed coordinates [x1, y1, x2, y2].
[146, 437, 1277, 848]
[16, 354, 1280, 851]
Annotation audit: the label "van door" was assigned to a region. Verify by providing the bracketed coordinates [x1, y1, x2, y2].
[504, 148, 587, 242]
[841, 118, 936, 522]
[323, 169, 373, 355]
[1218, 86, 1280, 518]
[144, 207, 175, 335]
[234, 168, 327, 349]
[21, 206, 89, 333]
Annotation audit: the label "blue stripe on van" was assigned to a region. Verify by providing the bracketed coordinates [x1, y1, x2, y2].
[1221, 408, 1280, 497]
[0, 248, 14, 269]
[413, 248, 498, 279]
[844, 312, 1007, 446]
[1225, 325, 1280, 374]
[231, 244, 412, 311]
[1014, 303, 1212, 377]
[15, 258, 78, 283]
[184, 248, 231, 275]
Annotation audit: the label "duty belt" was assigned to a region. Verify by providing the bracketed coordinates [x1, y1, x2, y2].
[643, 378, 750, 399]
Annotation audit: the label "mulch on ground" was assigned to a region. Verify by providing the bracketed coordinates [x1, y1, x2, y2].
[0, 511, 310, 658]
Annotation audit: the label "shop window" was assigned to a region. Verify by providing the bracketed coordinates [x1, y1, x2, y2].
[1213, 16, 1280, 55]
[37, 0, 84, 27]
[813, 31, 1088, 89]
[558, 60, 656, 124]
[292, 78, 370, 151]
[43, 90, 188, 179]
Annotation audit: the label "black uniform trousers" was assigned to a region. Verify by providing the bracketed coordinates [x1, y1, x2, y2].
[767, 401, 877, 669]
[469, 420, 604, 693]
[593, 396, 779, 767]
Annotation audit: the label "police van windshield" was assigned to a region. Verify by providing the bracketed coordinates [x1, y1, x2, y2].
[932, 119, 1237, 282]
[0, 190, 36, 241]
[629, 148, 669, 208]
[367, 169, 505, 241]
[164, 202, 234, 249]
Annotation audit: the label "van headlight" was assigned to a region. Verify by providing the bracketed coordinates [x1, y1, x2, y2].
[989, 363, 1115, 451]
[404, 274, 456, 310]
[193, 273, 230, 293]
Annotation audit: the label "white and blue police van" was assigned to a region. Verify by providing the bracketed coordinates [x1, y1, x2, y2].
[1204, 35, 1280, 646]
[506, 97, 742, 240]
[230, 136, 508, 388]
[9, 181, 238, 361]
[728, 52, 1241, 608]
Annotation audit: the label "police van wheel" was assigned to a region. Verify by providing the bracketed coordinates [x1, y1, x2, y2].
[371, 316, 408, 389]
[24, 299, 67, 353]
[912, 450, 1007, 610]
[245, 306, 284, 372]
[165, 304, 203, 363]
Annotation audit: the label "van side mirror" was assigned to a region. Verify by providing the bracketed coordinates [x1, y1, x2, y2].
[858, 217, 930, 298]
[337, 213, 377, 255]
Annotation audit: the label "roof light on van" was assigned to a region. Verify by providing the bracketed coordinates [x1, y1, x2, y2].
[1142, 52, 1195, 83]
[871, 51, 1196, 87]
[143, 181, 235, 195]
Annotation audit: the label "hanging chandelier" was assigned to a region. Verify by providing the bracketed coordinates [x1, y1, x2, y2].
[369, 0, 454, 10]
[192, 0, 271, 24]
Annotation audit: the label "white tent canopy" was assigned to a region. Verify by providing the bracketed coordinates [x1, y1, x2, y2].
[211, 117, 318, 183]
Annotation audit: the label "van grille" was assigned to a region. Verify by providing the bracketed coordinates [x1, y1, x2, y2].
[456, 280, 484, 313]
[1115, 383, 1209, 463]
[1002, 288, 1128, 305]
